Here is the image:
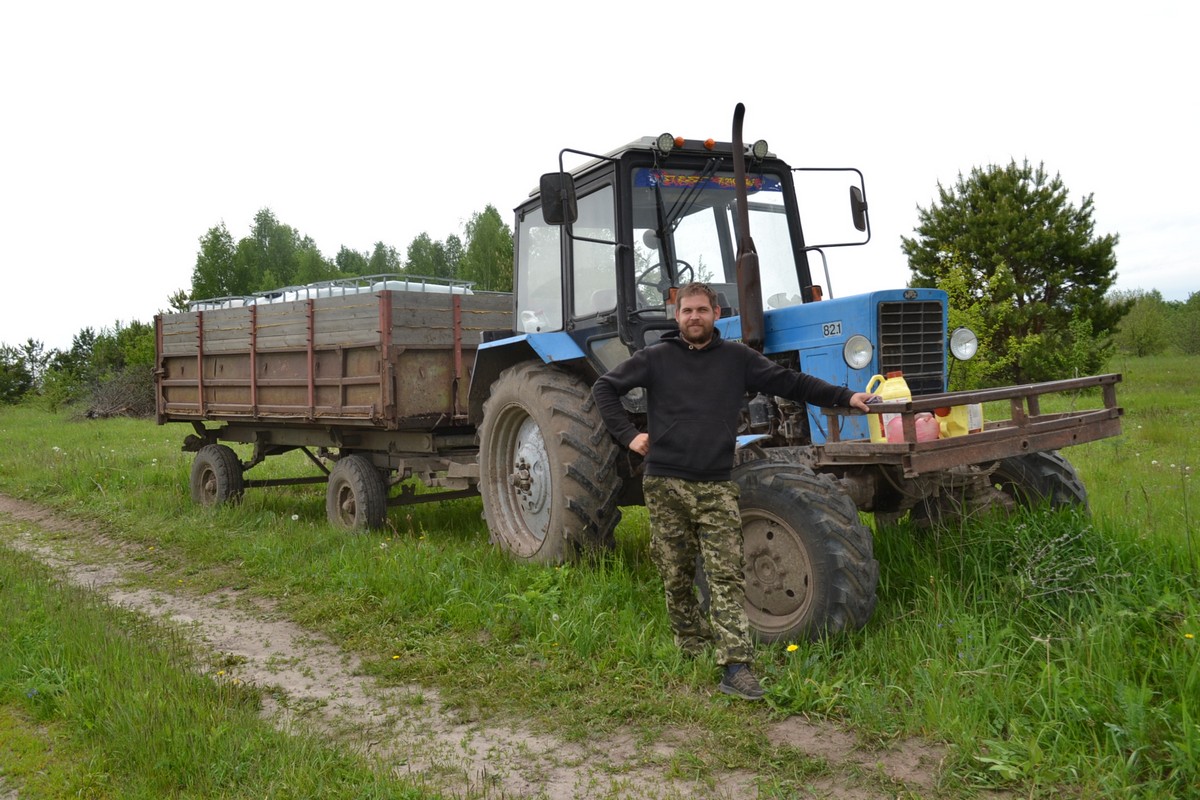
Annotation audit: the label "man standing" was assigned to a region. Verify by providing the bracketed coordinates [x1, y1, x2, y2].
[591, 282, 875, 701]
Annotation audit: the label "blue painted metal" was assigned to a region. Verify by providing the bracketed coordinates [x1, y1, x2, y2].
[478, 331, 586, 364]
[718, 288, 950, 445]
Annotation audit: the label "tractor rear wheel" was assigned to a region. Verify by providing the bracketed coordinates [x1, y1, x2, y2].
[479, 361, 621, 563]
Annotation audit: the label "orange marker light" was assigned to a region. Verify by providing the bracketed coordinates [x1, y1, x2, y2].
[674, 136, 686, 148]
[704, 138, 716, 150]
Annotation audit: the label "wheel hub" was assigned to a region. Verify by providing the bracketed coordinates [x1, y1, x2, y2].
[507, 417, 550, 539]
[742, 516, 811, 618]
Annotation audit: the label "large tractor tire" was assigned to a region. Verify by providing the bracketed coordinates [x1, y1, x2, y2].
[478, 361, 621, 563]
[326, 454, 389, 531]
[992, 451, 1089, 512]
[727, 460, 879, 642]
[190, 444, 244, 507]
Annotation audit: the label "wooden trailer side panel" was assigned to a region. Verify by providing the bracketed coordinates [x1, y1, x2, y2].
[156, 290, 513, 429]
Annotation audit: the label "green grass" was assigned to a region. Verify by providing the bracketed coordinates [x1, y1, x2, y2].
[0, 542, 433, 799]
[1, 354, 1198, 797]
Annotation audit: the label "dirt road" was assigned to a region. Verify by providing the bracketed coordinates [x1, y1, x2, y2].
[0, 494, 947, 799]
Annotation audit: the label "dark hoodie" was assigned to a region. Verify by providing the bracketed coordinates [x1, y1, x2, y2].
[591, 329, 854, 482]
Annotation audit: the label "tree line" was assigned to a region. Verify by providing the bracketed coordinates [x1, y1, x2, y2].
[2, 206, 514, 414]
[181, 204, 514, 306]
[3, 161, 1198, 414]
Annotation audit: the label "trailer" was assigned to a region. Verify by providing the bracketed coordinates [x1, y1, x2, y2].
[156, 277, 510, 527]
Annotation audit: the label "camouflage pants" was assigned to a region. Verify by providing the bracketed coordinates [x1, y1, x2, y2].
[642, 476, 753, 666]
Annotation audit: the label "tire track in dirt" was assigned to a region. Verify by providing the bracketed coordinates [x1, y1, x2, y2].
[0, 494, 947, 799]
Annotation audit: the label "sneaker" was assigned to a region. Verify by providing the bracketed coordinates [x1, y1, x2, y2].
[718, 663, 765, 701]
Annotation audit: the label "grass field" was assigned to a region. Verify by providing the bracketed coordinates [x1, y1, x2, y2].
[1, 355, 1197, 798]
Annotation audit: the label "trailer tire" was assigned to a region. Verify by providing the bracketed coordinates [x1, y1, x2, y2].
[992, 451, 1089, 512]
[190, 444, 244, 506]
[479, 361, 621, 563]
[710, 460, 879, 642]
[326, 455, 389, 531]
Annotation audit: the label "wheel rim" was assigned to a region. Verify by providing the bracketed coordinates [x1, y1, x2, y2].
[198, 466, 219, 504]
[741, 508, 815, 635]
[494, 404, 552, 552]
[334, 482, 357, 525]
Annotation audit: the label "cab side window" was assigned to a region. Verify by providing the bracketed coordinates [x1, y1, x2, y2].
[571, 185, 616, 318]
[516, 212, 563, 333]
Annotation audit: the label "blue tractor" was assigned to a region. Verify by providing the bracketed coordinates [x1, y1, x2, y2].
[470, 107, 1122, 641]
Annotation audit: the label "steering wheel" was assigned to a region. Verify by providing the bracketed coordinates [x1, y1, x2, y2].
[635, 259, 696, 296]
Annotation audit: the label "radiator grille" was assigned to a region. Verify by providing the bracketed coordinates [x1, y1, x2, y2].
[878, 301, 945, 395]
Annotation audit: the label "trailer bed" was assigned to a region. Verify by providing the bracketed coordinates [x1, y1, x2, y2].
[156, 289, 513, 431]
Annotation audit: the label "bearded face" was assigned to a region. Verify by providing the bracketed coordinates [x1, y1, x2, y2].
[675, 291, 721, 347]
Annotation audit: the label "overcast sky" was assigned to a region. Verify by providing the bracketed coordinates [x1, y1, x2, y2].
[2, 1, 1196, 350]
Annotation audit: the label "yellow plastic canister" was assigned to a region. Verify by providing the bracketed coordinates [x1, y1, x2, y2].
[936, 403, 985, 438]
[865, 371, 911, 443]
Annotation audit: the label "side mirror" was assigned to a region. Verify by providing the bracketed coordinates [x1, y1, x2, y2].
[540, 172, 578, 225]
[850, 185, 868, 233]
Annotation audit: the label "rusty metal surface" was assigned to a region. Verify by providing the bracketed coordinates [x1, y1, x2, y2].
[818, 373, 1123, 477]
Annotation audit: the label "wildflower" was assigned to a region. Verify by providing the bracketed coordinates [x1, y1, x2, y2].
[217, 670, 225, 677]
[786, 644, 799, 652]
[1187, 634, 1195, 640]
[52, 446, 61, 453]
[379, 541, 389, 550]
[551, 613, 560, 622]
[392, 655, 400, 660]
[291, 514, 300, 521]
[147, 546, 154, 551]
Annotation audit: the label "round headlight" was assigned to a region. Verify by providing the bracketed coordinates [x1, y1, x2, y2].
[950, 327, 979, 361]
[843, 334, 873, 369]
[655, 133, 675, 156]
[751, 139, 769, 160]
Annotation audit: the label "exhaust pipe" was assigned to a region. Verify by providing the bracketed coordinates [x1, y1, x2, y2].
[732, 103, 764, 353]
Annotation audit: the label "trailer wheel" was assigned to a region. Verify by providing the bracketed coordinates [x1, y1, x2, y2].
[190, 444, 244, 506]
[326, 455, 388, 531]
[479, 361, 621, 563]
[716, 460, 879, 642]
[992, 451, 1089, 512]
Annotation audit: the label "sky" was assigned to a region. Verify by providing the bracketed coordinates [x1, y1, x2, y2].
[2, 1, 1196, 351]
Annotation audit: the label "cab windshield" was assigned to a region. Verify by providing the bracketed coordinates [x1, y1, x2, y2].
[629, 165, 803, 314]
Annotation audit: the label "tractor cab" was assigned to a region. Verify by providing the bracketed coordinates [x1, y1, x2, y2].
[513, 134, 869, 381]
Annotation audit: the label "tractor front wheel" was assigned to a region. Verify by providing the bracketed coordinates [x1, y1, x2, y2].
[719, 460, 879, 642]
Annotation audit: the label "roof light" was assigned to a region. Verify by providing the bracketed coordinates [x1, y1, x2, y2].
[654, 133, 675, 155]
[704, 138, 716, 150]
[751, 139, 769, 160]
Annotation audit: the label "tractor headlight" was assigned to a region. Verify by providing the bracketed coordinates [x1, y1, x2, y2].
[843, 334, 873, 369]
[654, 133, 675, 156]
[950, 327, 979, 361]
